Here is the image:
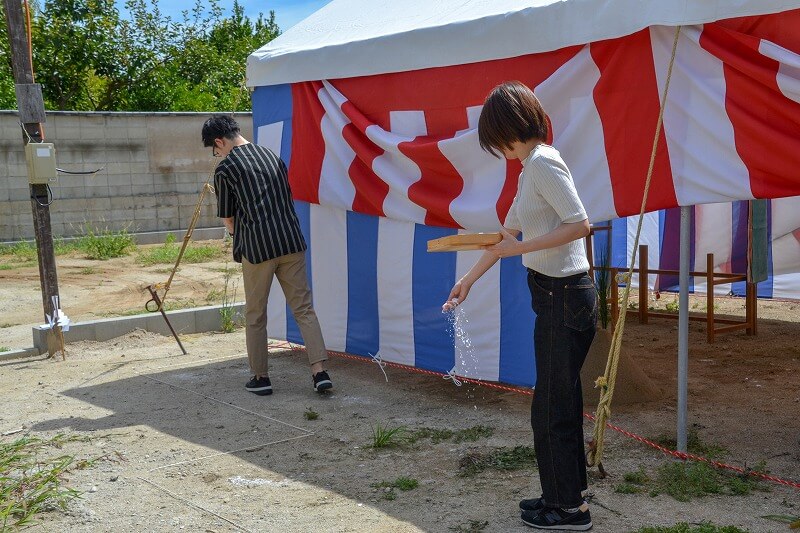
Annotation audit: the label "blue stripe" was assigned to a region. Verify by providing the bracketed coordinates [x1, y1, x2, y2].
[251, 84, 294, 163]
[611, 217, 628, 270]
[285, 201, 312, 344]
[412, 224, 457, 373]
[499, 257, 536, 387]
[345, 211, 380, 355]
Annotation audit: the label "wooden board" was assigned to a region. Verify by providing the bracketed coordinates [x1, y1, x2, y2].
[427, 232, 502, 252]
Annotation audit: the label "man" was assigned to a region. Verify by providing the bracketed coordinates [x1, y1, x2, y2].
[202, 114, 332, 395]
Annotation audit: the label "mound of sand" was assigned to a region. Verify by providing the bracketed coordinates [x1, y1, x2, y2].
[581, 328, 663, 406]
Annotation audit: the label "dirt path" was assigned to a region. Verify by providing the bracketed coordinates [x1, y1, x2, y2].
[1, 241, 799, 531]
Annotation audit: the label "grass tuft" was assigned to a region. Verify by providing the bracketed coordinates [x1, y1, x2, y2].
[137, 239, 220, 266]
[651, 427, 728, 459]
[408, 425, 493, 445]
[371, 477, 418, 500]
[370, 424, 406, 449]
[458, 445, 536, 477]
[303, 408, 319, 421]
[0, 433, 110, 529]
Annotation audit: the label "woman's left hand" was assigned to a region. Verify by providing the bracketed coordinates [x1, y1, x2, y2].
[487, 228, 523, 258]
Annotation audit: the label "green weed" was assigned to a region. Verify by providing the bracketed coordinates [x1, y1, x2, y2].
[0, 347, 9, 352]
[652, 460, 769, 502]
[304, 408, 319, 421]
[371, 477, 418, 500]
[0, 433, 107, 529]
[219, 262, 239, 333]
[76, 227, 135, 260]
[137, 239, 220, 266]
[665, 298, 680, 313]
[408, 425, 493, 444]
[458, 445, 537, 477]
[370, 424, 406, 448]
[78, 267, 97, 275]
[634, 523, 749, 533]
[652, 427, 728, 459]
[0, 261, 36, 270]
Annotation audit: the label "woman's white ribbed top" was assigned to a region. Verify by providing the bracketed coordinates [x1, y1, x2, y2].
[503, 144, 590, 277]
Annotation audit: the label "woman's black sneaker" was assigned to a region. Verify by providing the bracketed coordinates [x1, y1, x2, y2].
[521, 505, 592, 530]
[313, 371, 333, 392]
[519, 497, 546, 512]
[520, 490, 588, 512]
[245, 376, 273, 396]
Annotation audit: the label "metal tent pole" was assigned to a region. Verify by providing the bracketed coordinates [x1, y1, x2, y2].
[677, 205, 691, 452]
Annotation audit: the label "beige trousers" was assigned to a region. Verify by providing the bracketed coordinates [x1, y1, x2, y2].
[241, 252, 327, 377]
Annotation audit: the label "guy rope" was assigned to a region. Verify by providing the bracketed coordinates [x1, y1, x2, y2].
[586, 26, 682, 473]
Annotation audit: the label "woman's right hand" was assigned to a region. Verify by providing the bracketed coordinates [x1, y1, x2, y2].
[442, 279, 471, 312]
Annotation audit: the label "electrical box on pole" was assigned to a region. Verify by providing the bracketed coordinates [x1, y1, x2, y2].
[25, 142, 58, 184]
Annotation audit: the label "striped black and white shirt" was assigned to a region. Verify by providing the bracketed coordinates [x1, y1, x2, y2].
[214, 143, 306, 264]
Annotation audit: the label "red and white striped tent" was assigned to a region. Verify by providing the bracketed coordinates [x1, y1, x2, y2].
[246, 0, 800, 386]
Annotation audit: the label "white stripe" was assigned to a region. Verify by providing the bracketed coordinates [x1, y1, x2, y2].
[771, 197, 800, 299]
[256, 122, 283, 155]
[626, 213, 660, 290]
[441, 105, 506, 231]
[267, 272, 287, 342]
[454, 244, 501, 381]
[369, 111, 428, 223]
[651, 26, 754, 205]
[318, 81, 357, 210]
[376, 216, 416, 366]
[309, 204, 349, 352]
[759, 39, 800, 105]
[535, 45, 617, 223]
[772, 273, 800, 300]
[693, 203, 733, 295]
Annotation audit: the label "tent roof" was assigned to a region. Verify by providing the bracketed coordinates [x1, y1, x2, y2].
[247, 0, 800, 87]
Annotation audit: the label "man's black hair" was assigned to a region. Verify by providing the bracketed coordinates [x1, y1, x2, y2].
[202, 114, 241, 147]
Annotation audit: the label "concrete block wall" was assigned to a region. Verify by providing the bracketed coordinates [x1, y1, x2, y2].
[0, 111, 253, 241]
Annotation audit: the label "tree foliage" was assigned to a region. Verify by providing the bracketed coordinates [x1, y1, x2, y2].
[0, 0, 279, 111]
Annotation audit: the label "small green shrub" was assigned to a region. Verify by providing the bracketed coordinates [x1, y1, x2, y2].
[303, 408, 319, 421]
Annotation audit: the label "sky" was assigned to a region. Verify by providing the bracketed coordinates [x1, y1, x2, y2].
[117, 0, 333, 31]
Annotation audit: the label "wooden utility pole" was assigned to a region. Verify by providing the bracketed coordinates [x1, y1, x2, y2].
[3, 0, 60, 351]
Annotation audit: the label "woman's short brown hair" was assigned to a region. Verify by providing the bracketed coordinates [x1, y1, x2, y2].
[478, 81, 548, 157]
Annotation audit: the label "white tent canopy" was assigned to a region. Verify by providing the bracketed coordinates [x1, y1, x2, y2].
[247, 0, 800, 87]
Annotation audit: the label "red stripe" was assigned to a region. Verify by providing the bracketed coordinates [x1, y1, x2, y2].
[700, 19, 800, 200]
[289, 82, 325, 204]
[329, 48, 582, 226]
[590, 30, 677, 217]
[341, 103, 389, 216]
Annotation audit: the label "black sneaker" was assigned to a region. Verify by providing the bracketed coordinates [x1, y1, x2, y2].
[313, 371, 332, 393]
[521, 506, 592, 530]
[520, 491, 589, 512]
[245, 376, 273, 396]
[519, 496, 546, 512]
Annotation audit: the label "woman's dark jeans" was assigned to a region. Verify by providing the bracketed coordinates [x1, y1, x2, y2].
[527, 269, 597, 509]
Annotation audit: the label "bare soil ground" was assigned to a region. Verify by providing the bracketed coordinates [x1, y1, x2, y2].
[1, 241, 799, 532]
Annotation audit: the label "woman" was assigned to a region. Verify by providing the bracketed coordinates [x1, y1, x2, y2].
[444, 81, 597, 531]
